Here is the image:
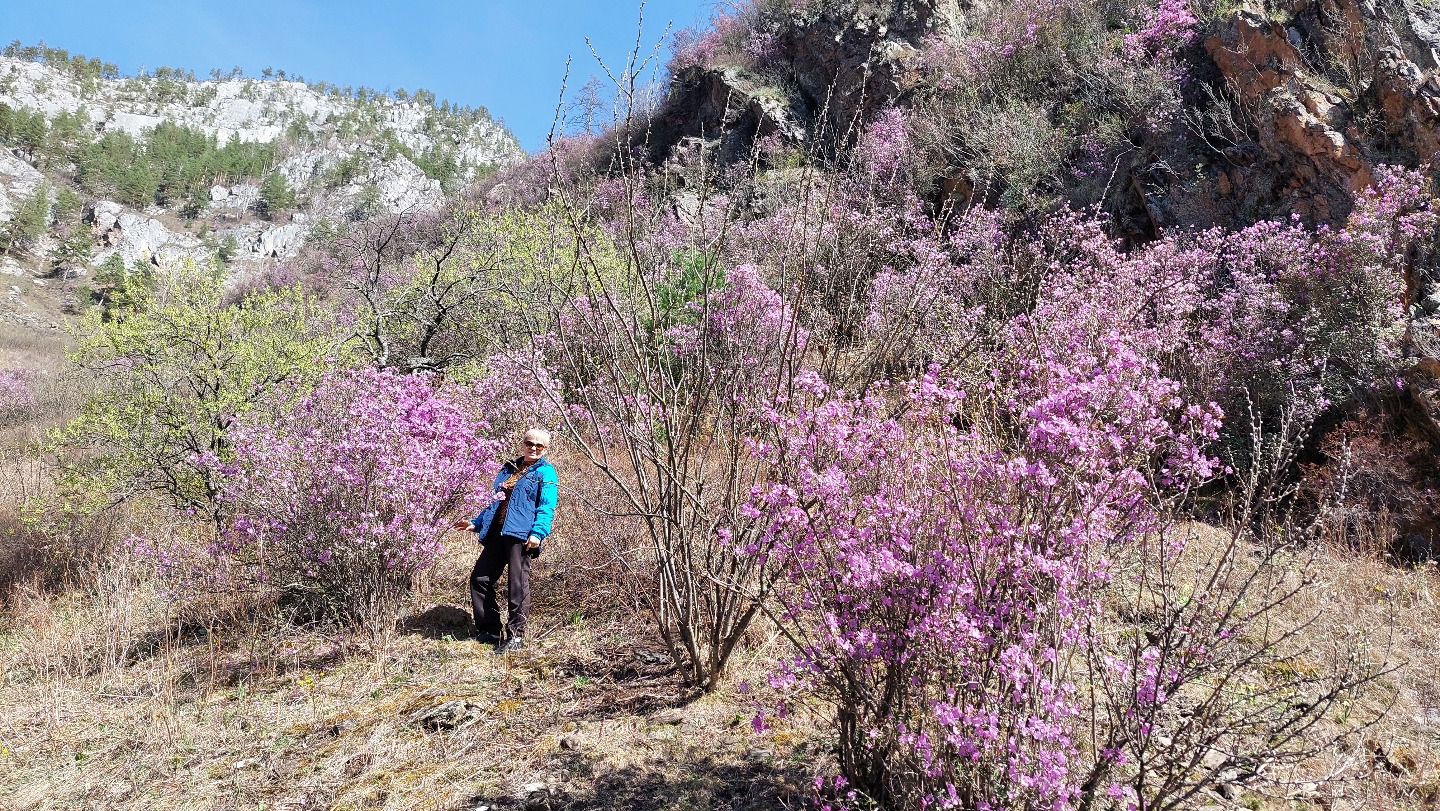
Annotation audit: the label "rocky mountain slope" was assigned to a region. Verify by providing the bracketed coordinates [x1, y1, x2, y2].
[0, 45, 523, 327]
[623, 0, 1440, 540]
[651, 0, 1440, 231]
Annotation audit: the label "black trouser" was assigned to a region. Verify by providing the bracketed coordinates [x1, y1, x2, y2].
[469, 533, 531, 639]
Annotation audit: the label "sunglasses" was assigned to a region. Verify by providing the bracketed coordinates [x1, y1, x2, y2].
[524, 441, 546, 449]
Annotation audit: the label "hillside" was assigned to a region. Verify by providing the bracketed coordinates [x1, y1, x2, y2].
[0, 42, 523, 330]
[645, 0, 1440, 234]
[6, 3, 1440, 811]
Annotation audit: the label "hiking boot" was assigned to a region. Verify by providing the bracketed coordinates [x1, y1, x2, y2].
[495, 637, 526, 654]
[473, 630, 502, 645]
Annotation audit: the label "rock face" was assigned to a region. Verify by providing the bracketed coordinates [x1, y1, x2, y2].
[649, 67, 811, 165]
[780, 0, 938, 141]
[1195, 6, 1369, 223]
[644, 0, 1440, 239]
[646, 0, 945, 165]
[1371, 46, 1440, 162]
[103, 212, 205, 268]
[0, 58, 521, 167]
[0, 53, 525, 285]
[1181, 0, 1440, 227]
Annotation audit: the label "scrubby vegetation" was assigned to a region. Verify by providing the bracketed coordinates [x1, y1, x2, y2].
[5, 2, 1440, 810]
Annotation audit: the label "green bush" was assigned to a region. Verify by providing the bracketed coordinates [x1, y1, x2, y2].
[91, 253, 153, 319]
[326, 152, 367, 187]
[53, 261, 343, 519]
[0, 183, 50, 256]
[0, 103, 49, 159]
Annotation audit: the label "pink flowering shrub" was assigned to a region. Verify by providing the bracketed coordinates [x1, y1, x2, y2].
[480, 133, 604, 210]
[729, 159, 1426, 809]
[721, 174, 954, 385]
[852, 166, 1431, 460]
[751, 354, 1218, 809]
[851, 108, 912, 192]
[860, 203, 1009, 376]
[555, 250, 803, 416]
[205, 366, 502, 625]
[540, 222, 810, 687]
[669, 24, 727, 74]
[1139, 168, 1425, 437]
[0, 369, 36, 425]
[908, 0, 1199, 209]
[1121, 0, 1198, 63]
[666, 263, 808, 409]
[467, 351, 563, 439]
[668, 6, 784, 75]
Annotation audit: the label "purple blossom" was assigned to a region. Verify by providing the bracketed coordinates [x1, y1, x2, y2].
[190, 367, 502, 623]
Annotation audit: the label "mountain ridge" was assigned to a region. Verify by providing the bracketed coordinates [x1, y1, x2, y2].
[0, 43, 524, 326]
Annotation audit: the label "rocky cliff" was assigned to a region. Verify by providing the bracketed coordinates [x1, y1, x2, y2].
[622, 0, 1440, 553]
[646, 0, 1440, 231]
[0, 49, 523, 326]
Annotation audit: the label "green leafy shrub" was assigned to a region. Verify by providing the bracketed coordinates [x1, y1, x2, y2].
[53, 261, 343, 521]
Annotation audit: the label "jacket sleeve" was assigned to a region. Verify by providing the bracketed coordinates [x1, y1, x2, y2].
[530, 466, 559, 539]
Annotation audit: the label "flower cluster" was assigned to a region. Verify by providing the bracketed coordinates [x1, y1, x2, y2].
[1121, 0, 1198, 63]
[668, 8, 786, 75]
[667, 263, 808, 407]
[851, 108, 912, 190]
[467, 351, 563, 440]
[206, 366, 503, 624]
[751, 355, 1216, 809]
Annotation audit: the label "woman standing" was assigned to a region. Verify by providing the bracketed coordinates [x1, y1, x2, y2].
[455, 428, 557, 652]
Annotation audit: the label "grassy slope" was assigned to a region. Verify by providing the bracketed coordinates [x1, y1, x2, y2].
[2, 312, 1440, 810]
[0, 520, 821, 811]
[4, 523, 1440, 810]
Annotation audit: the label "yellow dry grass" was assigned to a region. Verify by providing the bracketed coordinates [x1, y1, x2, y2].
[9, 517, 1440, 810]
[0, 535, 817, 811]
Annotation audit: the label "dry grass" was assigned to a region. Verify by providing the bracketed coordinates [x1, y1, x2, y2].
[10, 517, 1440, 811]
[1117, 522, 1440, 811]
[0, 529, 820, 811]
[0, 320, 64, 371]
[1278, 548, 1440, 809]
[0, 315, 87, 454]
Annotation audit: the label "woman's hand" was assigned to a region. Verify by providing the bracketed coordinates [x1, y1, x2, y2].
[525, 535, 540, 551]
[452, 520, 475, 532]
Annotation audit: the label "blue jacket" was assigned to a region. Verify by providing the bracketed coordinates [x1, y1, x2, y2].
[470, 457, 558, 547]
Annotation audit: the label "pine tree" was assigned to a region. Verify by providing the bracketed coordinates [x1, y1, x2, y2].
[258, 172, 295, 219]
[0, 183, 50, 256]
[52, 187, 82, 224]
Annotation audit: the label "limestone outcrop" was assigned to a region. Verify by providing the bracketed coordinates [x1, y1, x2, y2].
[0, 53, 524, 289]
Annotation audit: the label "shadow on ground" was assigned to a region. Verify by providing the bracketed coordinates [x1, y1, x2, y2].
[558, 754, 811, 810]
[399, 603, 473, 639]
[458, 749, 813, 811]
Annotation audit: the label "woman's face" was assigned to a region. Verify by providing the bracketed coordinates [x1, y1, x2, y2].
[520, 433, 547, 463]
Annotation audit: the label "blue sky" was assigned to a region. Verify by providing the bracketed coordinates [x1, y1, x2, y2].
[0, 0, 714, 152]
